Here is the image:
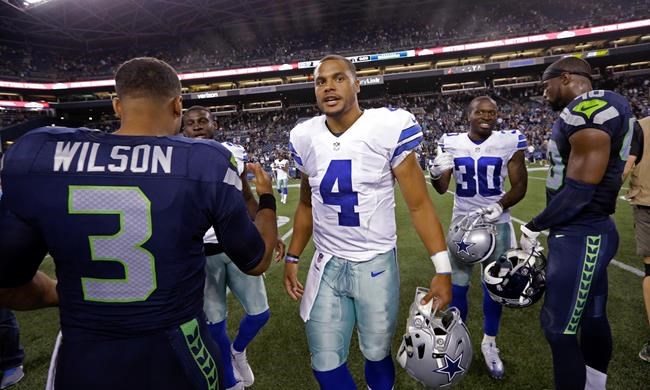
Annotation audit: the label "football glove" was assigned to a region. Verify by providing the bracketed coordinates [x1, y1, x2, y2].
[481, 203, 503, 223]
[520, 224, 543, 254]
[428, 152, 454, 179]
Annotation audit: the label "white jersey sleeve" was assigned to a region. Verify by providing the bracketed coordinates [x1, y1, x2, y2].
[386, 109, 423, 169]
[203, 142, 247, 244]
[221, 142, 247, 176]
[503, 129, 528, 160]
[289, 128, 308, 174]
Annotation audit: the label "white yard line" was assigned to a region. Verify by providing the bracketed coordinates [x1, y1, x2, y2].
[281, 228, 294, 241]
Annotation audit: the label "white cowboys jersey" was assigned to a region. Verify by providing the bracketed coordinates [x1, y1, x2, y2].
[289, 107, 422, 261]
[439, 130, 527, 224]
[204, 141, 248, 244]
[274, 158, 289, 180]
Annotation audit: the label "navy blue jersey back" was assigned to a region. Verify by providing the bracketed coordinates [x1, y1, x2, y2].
[546, 90, 635, 228]
[0, 127, 264, 336]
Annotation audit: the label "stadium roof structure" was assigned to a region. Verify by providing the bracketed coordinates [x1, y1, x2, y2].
[0, 0, 482, 48]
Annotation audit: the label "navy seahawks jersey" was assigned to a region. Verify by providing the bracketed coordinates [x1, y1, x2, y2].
[546, 90, 635, 230]
[0, 127, 264, 336]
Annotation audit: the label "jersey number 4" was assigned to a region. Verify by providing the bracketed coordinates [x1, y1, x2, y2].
[454, 157, 503, 197]
[320, 160, 360, 227]
[69, 186, 157, 303]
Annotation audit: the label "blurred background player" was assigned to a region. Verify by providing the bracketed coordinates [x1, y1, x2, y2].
[520, 56, 635, 389]
[0, 309, 24, 389]
[0, 57, 278, 390]
[429, 96, 528, 379]
[273, 151, 290, 204]
[283, 54, 452, 390]
[0, 181, 25, 390]
[622, 115, 650, 362]
[183, 105, 282, 389]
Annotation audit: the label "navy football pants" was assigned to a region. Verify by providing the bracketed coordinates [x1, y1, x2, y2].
[542, 228, 619, 390]
[55, 318, 224, 390]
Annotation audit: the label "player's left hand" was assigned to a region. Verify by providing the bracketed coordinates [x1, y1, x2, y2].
[520, 224, 543, 254]
[247, 162, 273, 196]
[274, 239, 286, 262]
[422, 274, 452, 308]
[482, 203, 503, 223]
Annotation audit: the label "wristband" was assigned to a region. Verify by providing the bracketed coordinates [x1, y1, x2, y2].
[285, 254, 300, 264]
[430, 251, 452, 274]
[257, 193, 276, 213]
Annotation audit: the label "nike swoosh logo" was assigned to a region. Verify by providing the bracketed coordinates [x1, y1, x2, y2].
[555, 234, 565, 238]
[371, 270, 386, 278]
[580, 103, 600, 111]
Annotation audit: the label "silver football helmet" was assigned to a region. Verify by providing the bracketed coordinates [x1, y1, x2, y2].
[446, 212, 496, 264]
[397, 287, 472, 388]
[483, 248, 546, 308]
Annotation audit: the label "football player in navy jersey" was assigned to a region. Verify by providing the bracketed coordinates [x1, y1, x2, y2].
[0, 57, 278, 390]
[184, 105, 280, 390]
[520, 56, 635, 389]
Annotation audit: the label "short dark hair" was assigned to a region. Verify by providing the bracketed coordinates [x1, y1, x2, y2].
[184, 105, 212, 118]
[317, 54, 357, 79]
[467, 96, 497, 118]
[468, 96, 497, 112]
[115, 57, 181, 100]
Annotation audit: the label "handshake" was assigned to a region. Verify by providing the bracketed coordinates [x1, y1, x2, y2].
[428, 152, 454, 180]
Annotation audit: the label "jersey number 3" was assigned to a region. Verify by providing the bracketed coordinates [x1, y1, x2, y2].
[69, 186, 157, 303]
[320, 160, 360, 227]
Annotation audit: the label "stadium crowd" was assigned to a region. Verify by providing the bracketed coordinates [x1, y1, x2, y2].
[0, 0, 648, 81]
[64, 74, 648, 170]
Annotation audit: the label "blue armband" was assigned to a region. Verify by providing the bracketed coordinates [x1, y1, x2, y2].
[528, 177, 597, 231]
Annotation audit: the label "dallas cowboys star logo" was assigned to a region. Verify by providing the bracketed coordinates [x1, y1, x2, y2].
[454, 239, 475, 255]
[434, 353, 466, 382]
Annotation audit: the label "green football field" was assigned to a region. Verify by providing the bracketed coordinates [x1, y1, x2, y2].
[11, 167, 648, 389]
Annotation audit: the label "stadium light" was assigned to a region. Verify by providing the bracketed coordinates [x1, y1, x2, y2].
[23, 0, 54, 8]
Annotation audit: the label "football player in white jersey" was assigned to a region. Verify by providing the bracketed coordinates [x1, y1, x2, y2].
[273, 152, 290, 204]
[184, 106, 284, 390]
[429, 96, 528, 379]
[284, 54, 452, 390]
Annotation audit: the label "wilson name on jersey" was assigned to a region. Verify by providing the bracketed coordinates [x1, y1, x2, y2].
[0, 127, 262, 335]
[289, 108, 422, 261]
[439, 130, 527, 223]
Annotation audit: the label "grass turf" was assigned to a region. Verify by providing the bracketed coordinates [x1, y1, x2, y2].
[11, 170, 648, 389]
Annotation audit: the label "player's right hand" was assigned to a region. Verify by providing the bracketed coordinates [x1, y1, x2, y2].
[428, 152, 454, 179]
[421, 273, 452, 308]
[283, 263, 304, 301]
[246, 162, 273, 196]
[274, 239, 286, 262]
